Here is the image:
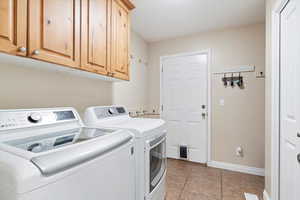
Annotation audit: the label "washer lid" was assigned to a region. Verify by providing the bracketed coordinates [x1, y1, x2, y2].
[30, 131, 132, 176]
[88, 118, 165, 133]
[0, 129, 133, 194]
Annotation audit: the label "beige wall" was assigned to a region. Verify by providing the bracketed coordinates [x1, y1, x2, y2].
[112, 31, 149, 112]
[148, 24, 265, 168]
[265, 0, 279, 196]
[0, 31, 148, 117]
[0, 54, 112, 116]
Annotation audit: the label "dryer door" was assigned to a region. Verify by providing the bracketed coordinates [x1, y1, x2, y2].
[149, 135, 167, 193]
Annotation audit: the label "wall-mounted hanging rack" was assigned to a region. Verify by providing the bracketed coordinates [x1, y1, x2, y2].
[214, 65, 255, 89]
[222, 73, 244, 89]
[213, 65, 255, 74]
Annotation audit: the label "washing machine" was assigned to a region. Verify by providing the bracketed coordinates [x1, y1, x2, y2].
[0, 107, 135, 200]
[84, 106, 167, 200]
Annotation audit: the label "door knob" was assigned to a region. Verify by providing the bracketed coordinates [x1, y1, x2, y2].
[32, 50, 40, 55]
[297, 132, 300, 138]
[18, 47, 27, 53]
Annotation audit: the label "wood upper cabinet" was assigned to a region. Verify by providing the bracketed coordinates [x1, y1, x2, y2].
[0, 0, 27, 56]
[111, 0, 131, 80]
[28, 0, 80, 68]
[81, 0, 111, 75]
[81, 0, 134, 80]
[0, 0, 134, 80]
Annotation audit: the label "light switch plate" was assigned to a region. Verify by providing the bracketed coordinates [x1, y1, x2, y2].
[219, 99, 225, 106]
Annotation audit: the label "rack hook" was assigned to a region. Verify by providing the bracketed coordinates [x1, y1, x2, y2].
[222, 73, 228, 87]
[230, 73, 234, 87]
[237, 72, 244, 88]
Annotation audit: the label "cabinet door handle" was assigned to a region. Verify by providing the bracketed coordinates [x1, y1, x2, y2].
[107, 72, 115, 77]
[298, 154, 300, 163]
[297, 132, 300, 138]
[18, 47, 27, 53]
[32, 50, 40, 55]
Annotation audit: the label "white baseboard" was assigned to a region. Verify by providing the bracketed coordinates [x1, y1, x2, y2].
[263, 190, 271, 200]
[207, 161, 265, 176]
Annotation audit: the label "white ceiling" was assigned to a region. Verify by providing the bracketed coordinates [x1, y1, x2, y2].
[131, 0, 265, 42]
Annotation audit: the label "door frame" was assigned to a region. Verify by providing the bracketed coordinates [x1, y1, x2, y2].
[159, 49, 212, 163]
[271, 0, 290, 200]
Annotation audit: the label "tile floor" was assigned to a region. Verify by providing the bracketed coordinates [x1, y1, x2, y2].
[166, 159, 264, 200]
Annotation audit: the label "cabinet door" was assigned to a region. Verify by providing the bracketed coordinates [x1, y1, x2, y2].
[111, 0, 130, 80]
[28, 0, 80, 68]
[81, 0, 111, 75]
[0, 0, 27, 56]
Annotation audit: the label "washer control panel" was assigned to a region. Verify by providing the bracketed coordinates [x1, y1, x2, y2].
[95, 106, 127, 119]
[28, 112, 43, 123]
[0, 109, 77, 130]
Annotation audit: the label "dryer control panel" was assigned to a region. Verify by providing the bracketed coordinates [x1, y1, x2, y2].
[94, 106, 127, 119]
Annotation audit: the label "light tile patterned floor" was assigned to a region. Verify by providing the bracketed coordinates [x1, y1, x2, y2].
[166, 159, 264, 200]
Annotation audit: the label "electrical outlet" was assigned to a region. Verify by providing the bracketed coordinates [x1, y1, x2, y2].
[256, 71, 265, 78]
[236, 146, 243, 157]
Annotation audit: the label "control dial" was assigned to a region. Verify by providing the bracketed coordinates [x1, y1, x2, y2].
[28, 112, 42, 123]
[27, 143, 43, 153]
[108, 108, 115, 115]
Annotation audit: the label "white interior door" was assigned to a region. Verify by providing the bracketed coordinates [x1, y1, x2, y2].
[161, 53, 208, 163]
[280, 0, 300, 199]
